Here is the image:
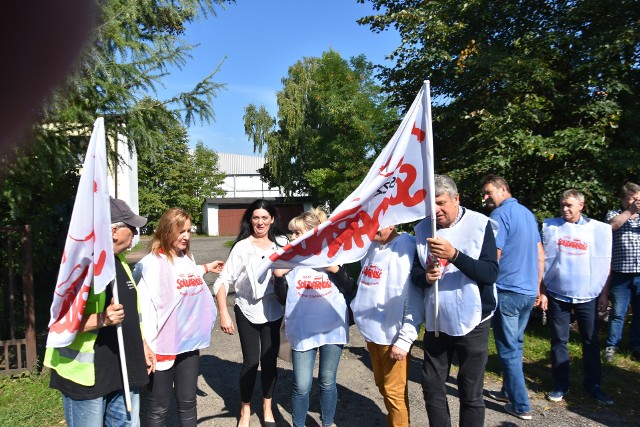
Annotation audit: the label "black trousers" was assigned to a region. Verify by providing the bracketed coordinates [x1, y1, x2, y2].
[144, 350, 200, 427]
[422, 319, 491, 427]
[234, 304, 282, 403]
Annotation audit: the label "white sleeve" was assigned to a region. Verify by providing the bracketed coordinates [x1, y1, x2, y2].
[134, 257, 160, 349]
[393, 282, 425, 352]
[213, 243, 242, 296]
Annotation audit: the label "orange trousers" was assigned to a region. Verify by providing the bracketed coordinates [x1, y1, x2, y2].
[367, 342, 411, 427]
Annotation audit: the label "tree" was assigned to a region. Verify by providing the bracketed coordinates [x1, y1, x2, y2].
[138, 117, 225, 232]
[0, 0, 231, 306]
[244, 50, 399, 208]
[359, 0, 640, 219]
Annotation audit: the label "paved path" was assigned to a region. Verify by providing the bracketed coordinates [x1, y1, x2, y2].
[127, 237, 621, 426]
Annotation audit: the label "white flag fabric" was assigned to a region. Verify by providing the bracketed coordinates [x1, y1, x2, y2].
[46, 117, 116, 348]
[257, 81, 436, 276]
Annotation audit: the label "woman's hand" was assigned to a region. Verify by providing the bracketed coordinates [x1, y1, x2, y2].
[219, 311, 236, 335]
[204, 260, 224, 274]
[143, 339, 156, 374]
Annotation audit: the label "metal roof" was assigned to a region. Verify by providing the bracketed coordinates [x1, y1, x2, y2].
[217, 152, 265, 175]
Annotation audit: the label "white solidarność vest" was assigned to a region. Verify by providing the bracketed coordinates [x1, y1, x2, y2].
[542, 217, 612, 299]
[135, 253, 216, 366]
[415, 210, 497, 336]
[284, 267, 349, 352]
[351, 233, 416, 345]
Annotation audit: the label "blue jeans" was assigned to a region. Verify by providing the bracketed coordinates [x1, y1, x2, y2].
[548, 297, 601, 392]
[291, 344, 343, 427]
[606, 272, 640, 350]
[492, 290, 536, 413]
[63, 388, 140, 427]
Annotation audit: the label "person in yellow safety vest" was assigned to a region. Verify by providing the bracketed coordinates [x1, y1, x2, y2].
[45, 198, 154, 426]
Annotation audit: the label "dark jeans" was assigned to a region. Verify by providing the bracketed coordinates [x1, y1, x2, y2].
[144, 350, 200, 427]
[548, 297, 601, 391]
[422, 319, 491, 427]
[234, 304, 282, 403]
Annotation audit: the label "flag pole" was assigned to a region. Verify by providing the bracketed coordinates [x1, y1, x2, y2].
[112, 277, 132, 412]
[424, 80, 439, 337]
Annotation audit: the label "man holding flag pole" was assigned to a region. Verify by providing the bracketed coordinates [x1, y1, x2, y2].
[397, 175, 499, 427]
[44, 118, 152, 426]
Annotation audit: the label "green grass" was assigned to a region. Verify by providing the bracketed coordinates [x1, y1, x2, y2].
[0, 369, 64, 427]
[487, 315, 640, 421]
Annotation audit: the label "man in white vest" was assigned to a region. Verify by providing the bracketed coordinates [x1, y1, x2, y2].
[542, 189, 613, 405]
[480, 174, 546, 420]
[351, 224, 418, 427]
[396, 175, 499, 427]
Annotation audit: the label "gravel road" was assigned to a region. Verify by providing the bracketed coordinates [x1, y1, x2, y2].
[127, 237, 628, 426]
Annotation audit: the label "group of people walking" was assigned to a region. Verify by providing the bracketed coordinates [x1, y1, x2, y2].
[44, 174, 639, 426]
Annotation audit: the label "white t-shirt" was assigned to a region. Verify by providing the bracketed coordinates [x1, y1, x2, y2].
[213, 237, 286, 324]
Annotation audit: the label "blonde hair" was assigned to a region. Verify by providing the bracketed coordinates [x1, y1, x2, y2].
[289, 207, 328, 233]
[150, 207, 192, 261]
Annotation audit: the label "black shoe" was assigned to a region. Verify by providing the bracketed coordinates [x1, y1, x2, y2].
[487, 390, 510, 403]
[587, 385, 614, 405]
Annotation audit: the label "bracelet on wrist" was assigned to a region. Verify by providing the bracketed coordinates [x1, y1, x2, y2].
[448, 249, 459, 263]
[203, 264, 209, 273]
[100, 312, 107, 328]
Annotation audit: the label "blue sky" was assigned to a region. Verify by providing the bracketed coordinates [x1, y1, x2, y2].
[158, 0, 399, 156]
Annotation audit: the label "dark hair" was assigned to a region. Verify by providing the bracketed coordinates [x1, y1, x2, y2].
[234, 199, 287, 247]
[481, 174, 511, 194]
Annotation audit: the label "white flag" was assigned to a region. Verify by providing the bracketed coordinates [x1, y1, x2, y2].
[46, 117, 116, 348]
[257, 81, 436, 276]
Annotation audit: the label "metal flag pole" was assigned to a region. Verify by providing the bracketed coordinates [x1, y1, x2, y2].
[423, 80, 439, 337]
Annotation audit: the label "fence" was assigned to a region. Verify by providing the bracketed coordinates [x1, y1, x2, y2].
[0, 225, 36, 375]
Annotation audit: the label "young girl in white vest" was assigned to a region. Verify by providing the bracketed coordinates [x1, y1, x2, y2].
[273, 208, 356, 427]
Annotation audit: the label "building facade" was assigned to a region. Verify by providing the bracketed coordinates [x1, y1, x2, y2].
[202, 153, 311, 236]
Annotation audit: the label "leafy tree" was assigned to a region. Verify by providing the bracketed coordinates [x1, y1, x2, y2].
[0, 0, 231, 310]
[359, 0, 640, 219]
[138, 118, 225, 232]
[244, 50, 399, 208]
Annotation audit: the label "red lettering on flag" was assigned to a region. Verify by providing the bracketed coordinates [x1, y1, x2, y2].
[411, 121, 425, 143]
[273, 159, 426, 262]
[49, 265, 91, 334]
